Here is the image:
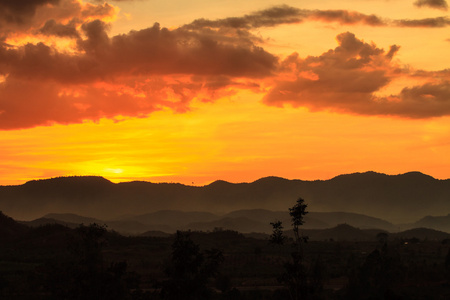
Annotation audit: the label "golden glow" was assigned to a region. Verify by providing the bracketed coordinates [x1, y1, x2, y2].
[2, 88, 450, 186]
[1, 0, 450, 185]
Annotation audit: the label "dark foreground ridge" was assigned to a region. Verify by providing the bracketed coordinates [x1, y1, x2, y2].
[2, 211, 450, 300]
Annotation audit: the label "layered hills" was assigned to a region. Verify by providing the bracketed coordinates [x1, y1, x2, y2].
[8, 210, 450, 242]
[1, 172, 449, 225]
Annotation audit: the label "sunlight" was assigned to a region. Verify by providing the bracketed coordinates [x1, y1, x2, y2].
[104, 168, 124, 174]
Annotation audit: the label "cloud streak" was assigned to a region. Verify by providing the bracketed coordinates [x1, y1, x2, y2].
[414, 0, 448, 10]
[185, 5, 450, 29]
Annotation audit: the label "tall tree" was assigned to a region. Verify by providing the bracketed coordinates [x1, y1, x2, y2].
[270, 197, 310, 300]
[161, 231, 223, 300]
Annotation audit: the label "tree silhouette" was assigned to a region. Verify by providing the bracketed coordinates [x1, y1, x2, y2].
[270, 197, 310, 300]
[269, 220, 286, 245]
[346, 243, 405, 299]
[161, 231, 224, 300]
[45, 223, 136, 300]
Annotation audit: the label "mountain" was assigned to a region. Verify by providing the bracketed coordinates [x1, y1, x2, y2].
[302, 224, 376, 241]
[186, 217, 268, 233]
[410, 214, 450, 233]
[215, 209, 395, 232]
[1, 172, 449, 223]
[43, 213, 103, 225]
[29, 209, 398, 235]
[391, 228, 450, 241]
[4, 210, 448, 242]
[35, 213, 172, 235]
[0, 211, 29, 239]
[307, 212, 396, 231]
[21, 217, 78, 229]
[127, 210, 218, 228]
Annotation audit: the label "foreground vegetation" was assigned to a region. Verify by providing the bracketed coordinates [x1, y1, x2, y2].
[2, 208, 450, 299]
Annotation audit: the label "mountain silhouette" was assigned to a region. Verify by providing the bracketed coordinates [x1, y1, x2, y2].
[1, 172, 449, 224]
[0, 211, 29, 239]
[391, 227, 450, 241]
[408, 214, 450, 233]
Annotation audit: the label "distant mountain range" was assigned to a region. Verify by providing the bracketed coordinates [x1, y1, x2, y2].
[1, 172, 449, 225]
[8, 210, 450, 242]
[13, 208, 450, 236]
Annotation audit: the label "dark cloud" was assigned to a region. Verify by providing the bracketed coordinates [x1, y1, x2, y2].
[263, 32, 450, 119]
[185, 5, 450, 31]
[374, 82, 450, 118]
[395, 16, 450, 27]
[2, 21, 277, 84]
[39, 19, 79, 38]
[184, 5, 386, 30]
[0, 0, 116, 39]
[307, 9, 385, 26]
[1, 3, 449, 129]
[0, 18, 276, 129]
[0, 0, 60, 26]
[414, 0, 448, 10]
[264, 32, 393, 108]
[184, 5, 305, 30]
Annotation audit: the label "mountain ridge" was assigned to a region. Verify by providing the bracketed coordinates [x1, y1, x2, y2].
[1, 171, 449, 223]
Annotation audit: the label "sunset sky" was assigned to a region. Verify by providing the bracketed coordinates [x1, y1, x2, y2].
[1, 0, 449, 186]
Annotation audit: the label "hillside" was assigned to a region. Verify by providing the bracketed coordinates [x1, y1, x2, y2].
[1, 172, 449, 223]
[0, 211, 29, 239]
[410, 214, 450, 233]
[25, 209, 420, 235]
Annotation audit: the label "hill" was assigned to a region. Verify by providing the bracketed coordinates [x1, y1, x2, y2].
[1, 172, 449, 223]
[391, 227, 450, 241]
[30, 209, 401, 235]
[0, 211, 29, 239]
[302, 224, 376, 241]
[410, 214, 450, 233]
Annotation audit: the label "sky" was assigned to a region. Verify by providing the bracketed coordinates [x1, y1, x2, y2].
[0, 0, 449, 186]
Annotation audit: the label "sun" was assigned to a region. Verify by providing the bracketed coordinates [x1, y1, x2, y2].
[103, 168, 124, 174]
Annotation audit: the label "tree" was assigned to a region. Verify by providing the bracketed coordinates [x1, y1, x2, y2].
[376, 232, 388, 245]
[269, 220, 286, 245]
[270, 197, 310, 300]
[289, 197, 309, 257]
[161, 231, 224, 300]
[45, 223, 136, 300]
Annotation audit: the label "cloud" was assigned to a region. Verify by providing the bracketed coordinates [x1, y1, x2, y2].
[307, 9, 385, 26]
[185, 5, 450, 31]
[39, 19, 79, 38]
[184, 5, 305, 30]
[263, 32, 450, 119]
[2, 21, 277, 83]
[0, 13, 276, 129]
[0, 0, 60, 26]
[88, 0, 140, 2]
[379, 82, 450, 118]
[0, 0, 117, 39]
[414, 0, 448, 10]
[1, 2, 449, 129]
[395, 16, 450, 27]
[184, 5, 386, 30]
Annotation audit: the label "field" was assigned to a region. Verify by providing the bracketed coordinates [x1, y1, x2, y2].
[2, 215, 450, 299]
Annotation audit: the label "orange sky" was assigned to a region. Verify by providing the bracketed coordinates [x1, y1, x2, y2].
[1, 0, 450, 186]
